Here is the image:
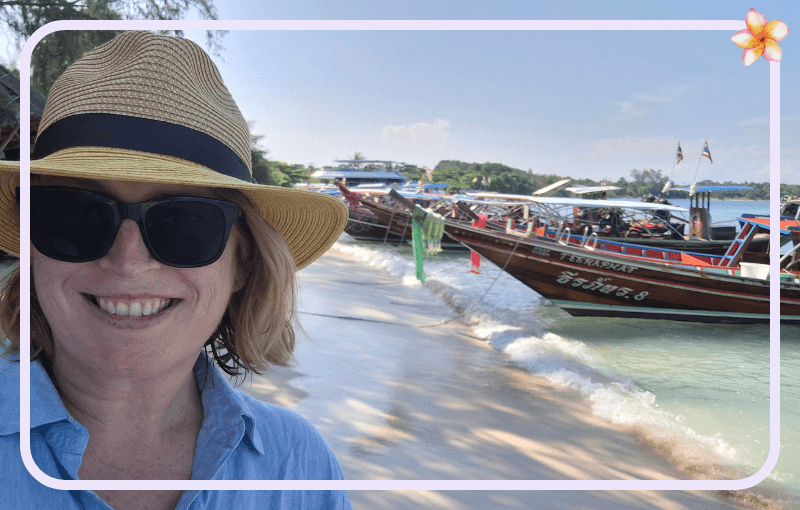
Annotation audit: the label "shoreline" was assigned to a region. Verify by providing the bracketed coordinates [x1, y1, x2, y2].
[241, 246, 776, 509]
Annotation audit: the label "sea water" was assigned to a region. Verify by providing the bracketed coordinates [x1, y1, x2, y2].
[332, 199, 800, 509]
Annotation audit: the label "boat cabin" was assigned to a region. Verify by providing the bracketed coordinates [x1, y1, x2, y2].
[311, 160, 407, 186]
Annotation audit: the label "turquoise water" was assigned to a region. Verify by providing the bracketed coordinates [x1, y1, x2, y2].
[335, 198, 800, 509]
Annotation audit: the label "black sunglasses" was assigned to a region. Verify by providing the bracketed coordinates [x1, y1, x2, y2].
[20, 186, 241, 268]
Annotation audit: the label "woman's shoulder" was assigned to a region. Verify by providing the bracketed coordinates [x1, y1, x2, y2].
[0, 353, 20, 432]
[236, 390, 326, 442]
[226, 388, 347, 481]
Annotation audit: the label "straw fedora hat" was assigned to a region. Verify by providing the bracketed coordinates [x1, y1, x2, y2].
[0, 31, 347, 269]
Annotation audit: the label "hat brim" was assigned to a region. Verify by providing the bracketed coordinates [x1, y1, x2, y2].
[0, 147, 348, 270]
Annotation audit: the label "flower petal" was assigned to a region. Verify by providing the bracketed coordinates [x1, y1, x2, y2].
[746, 8, 767, 36]
[763, 38, 782, 61]
[731, 28, 760, 48]
[743, 45, 764, 66]
[765, 20, 789, 42]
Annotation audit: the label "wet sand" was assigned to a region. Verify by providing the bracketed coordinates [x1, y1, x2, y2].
[240, 247, 755, 509]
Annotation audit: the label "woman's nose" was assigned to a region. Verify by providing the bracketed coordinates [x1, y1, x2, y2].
[97, 219, 162, 276]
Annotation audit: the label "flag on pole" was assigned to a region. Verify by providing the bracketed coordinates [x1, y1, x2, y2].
[676, 143, 684, 164]
[701, 141, 713, 163]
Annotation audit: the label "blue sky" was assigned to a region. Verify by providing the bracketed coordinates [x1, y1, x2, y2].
[179, 0, 798, 184]
[4, 0, 799, 184]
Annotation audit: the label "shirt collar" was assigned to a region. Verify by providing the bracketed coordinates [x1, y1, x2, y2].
[0, 353, 72, 436]
[193, 354, 264, 456]
[1, 351, 265, 458]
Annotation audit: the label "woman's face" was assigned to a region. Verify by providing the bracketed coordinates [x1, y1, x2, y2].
[33, 176, 241, 381]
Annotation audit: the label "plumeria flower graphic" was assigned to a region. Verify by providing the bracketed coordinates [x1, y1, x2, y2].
[732, 8, 789, 65]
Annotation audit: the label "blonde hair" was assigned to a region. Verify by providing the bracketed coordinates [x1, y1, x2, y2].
[0, 188, 298, 376]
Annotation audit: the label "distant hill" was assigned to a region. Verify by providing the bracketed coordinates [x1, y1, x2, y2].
[393, 160, 780, 201]
[295, 157, 783, 200]
[398, 160, 566, 196]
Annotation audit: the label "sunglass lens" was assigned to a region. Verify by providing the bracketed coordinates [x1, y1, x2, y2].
[145, 201, 228, 266]
[31, 189, 118, 262]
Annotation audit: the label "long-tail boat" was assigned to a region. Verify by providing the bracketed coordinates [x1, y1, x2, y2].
[357, 194, 800, 324]
[465, 186, 770, 255]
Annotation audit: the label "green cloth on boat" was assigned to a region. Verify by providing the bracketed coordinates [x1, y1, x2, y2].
[422, 209, 445, 254]
[411, 206, 427, 282]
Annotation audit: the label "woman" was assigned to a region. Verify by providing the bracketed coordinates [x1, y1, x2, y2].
[0, 31, 352, 509]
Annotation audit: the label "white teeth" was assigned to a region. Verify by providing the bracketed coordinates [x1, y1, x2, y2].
[98, 297, 115, 315]
[93, 297, 173, 317]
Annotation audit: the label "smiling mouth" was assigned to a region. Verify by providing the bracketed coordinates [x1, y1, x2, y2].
[84, 294, 178, 317]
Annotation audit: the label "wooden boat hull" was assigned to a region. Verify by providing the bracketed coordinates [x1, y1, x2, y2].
[484, 220, 769, 255]
[578, 234, 768, 255]
[446, 223, 799, 324]
[345, 209, 406, 244]
[345, 208, 467, 250]
[357, 199, 799, 324]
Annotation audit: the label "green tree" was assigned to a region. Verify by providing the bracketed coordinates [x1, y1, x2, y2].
[249, 129, 307, 187]
[0, 0, 224, 97]
[629, 168, 667, 197]
[250, 147, 269, 185]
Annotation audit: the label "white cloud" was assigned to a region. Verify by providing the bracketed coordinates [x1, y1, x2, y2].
[754, 165, 771, 179]
[613, 85, 689, 121]
[613, 100, 644, 119]
[779, 149, 800, 184]
[737, 117, 769, 126]
[738, 115, 800, 126]
[381, 119, 451, 145]
[743, 145, 769, 157]
[579, 137, 678, 163]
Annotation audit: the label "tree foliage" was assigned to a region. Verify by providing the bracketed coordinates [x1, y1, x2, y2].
[250, 137, 311, 188]
[404, 160, 774, 201]
[247, 151, 781, 198]
[0, 0, 223, 97]
[428, 160, 567, 195]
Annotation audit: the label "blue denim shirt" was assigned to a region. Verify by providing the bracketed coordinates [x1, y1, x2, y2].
[0, 353, 352, 509]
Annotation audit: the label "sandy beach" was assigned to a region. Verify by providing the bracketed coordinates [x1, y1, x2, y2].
[239, 247, 758, 509]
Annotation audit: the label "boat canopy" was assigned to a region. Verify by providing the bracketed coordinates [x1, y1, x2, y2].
[565, 185, 622, 194]
[400, 182, 451, 190]
[466, 193, 688, 212]
[532, 179, 571, 196]
[310, 170, 406, 181]
[334, 159, 401, 165]
[739, 214, 800, 235]
[672, 185, 754, 193]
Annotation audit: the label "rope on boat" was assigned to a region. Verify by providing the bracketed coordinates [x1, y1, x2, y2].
[298, 311, 407, 326]
[418, 237, 522, 329]
[335, 225, 523, 327]
[310, 259, 472, 286]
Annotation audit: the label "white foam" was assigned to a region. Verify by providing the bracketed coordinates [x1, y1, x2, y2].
[333, 214, 798, 506]
[501, 332, 739, 461]
[330, 241, 747, 469]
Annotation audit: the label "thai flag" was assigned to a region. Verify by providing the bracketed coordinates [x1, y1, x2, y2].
[702, 142, 713, 163]
[676, 143, 683, 164]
